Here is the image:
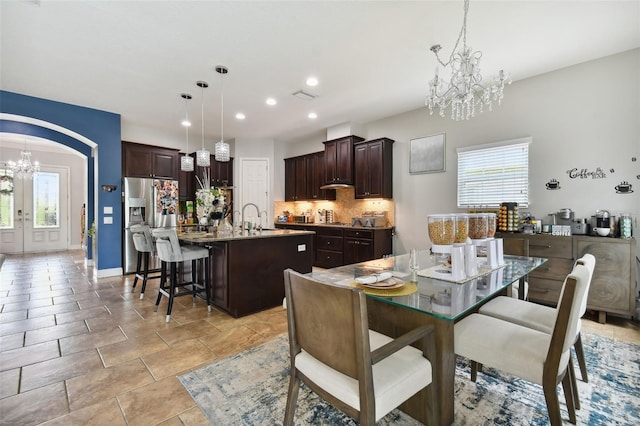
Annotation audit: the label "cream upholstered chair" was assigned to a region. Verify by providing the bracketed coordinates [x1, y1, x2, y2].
[283, 269, 437, 425]
[454, 262, 591, 425]
[152, 228, 211, 322]
[479, 253, 595, 384]
[130, 224, 162, 299]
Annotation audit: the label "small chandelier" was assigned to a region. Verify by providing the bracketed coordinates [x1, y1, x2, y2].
[180, 93, 194, 172]
[8, 142, 40, 179]
[196, 80, 211, 167]
[426, 0, 511, 120]
[214, 65, 230, 162]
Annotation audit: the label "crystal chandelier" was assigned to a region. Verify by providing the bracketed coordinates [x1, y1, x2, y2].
[214, 65, 230, 162]
[8, 144, 40, 179]
[426, 0, 511, 121]
[180, 93, 194, 172]
[196, 80, 211, 167]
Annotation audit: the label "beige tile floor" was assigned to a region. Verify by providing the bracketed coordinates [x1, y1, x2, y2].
[0, 250, 638, 425]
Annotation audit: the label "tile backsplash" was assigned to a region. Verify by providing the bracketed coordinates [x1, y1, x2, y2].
[274, 187, 395, 226]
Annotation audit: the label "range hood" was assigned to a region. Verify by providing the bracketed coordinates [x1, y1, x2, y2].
[320, 183, 354, 190]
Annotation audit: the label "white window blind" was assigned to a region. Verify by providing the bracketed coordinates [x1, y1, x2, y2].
[457, 137, 530, 208]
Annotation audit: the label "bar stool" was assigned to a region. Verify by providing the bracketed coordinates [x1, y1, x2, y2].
[130, 224, 162, 299]
[151, 228, 211, 322]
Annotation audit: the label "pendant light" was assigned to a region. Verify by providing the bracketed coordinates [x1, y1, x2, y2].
[180, 93, 194, 172]
[214, 65, 230, 162]
[196, 80, 210, 167]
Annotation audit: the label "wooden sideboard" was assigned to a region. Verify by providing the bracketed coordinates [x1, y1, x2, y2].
[498, 233, 636, 323]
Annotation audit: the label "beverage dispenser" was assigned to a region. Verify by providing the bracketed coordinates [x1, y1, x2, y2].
[128, 198, 146, 225]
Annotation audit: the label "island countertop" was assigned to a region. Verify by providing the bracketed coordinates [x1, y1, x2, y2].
[178, 228, 315, 243]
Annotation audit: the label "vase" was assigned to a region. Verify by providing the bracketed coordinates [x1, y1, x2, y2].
[218, 217, 233, 236]
[199, 216, 209, 226]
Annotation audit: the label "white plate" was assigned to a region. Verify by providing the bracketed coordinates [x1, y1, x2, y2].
[359, 279, 405, 290]
[355, 271, 393, 285]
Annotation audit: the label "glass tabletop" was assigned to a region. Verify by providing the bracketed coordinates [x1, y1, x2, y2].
[308, 250, 547, 321]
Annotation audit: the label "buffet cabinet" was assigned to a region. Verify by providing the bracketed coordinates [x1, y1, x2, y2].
[499, 233, 636, 323]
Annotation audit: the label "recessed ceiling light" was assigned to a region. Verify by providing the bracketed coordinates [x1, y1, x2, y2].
[235, 113, 246, 120]
[306, 77, 319, 87]
[266, 98, 277, 106]
[181, 119, 191, 127]
[308, 112, 317, 119]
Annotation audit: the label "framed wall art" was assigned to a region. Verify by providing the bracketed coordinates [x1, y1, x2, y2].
[410, 132, 445, 174]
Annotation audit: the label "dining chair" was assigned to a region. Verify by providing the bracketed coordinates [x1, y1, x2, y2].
[151, 228, 211, 322]
[454, 261, 591, 425]
[282, 268, 437, 425]
[502, 238, 529, 299]
[130, 224, 162, 299]
[478, 253, 595, 384]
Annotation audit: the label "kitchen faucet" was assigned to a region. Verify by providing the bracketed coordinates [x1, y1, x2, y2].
[241, 203, 260, 234]
[258, 210, 268, 230]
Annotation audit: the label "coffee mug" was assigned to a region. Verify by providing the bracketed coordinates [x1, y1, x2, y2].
[615, 182, 632, 193]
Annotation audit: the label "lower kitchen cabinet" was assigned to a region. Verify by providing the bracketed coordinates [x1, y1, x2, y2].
[499, 233, 636, 323]
[275, 224, 393, 268]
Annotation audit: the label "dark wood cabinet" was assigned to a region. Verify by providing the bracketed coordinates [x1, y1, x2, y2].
[354, 137, 393, 199]
[275, 224, 393, 268]
[183, 154, 233, 201]
[284, 156, 306, 201]
[285, 152, 335, 202]
[323, 135, 364, 185]
[122, 141, 179, 179]
[211, 158, 233, 187]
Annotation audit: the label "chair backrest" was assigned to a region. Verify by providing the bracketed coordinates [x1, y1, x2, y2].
[545, 262, 591, 377]
[151, 228, 183, 262]
[283, 268, 371, 380]
[502, 238, 529, 257]
[130, 224, 155, 253]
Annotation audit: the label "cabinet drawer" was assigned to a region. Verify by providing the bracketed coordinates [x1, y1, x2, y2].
[317, 235, 343, 251]
[316, 250, 344, 269]
[528, 277, 563, 306]
[343, 229, 373, 239]
[528, 258, 574, 280]
[315, 227, 343, 237]
[527, 236, 573, 259]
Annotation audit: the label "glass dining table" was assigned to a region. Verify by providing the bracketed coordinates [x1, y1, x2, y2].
[308, 250, 547, 426]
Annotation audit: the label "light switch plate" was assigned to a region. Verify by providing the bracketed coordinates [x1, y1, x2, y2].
[297, 244, 306, 252]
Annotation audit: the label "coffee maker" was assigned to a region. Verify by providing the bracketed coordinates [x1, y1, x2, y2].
[590, 210, 612, 235]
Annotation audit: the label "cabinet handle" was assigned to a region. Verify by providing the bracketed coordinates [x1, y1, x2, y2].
[530, 244, 552, 248]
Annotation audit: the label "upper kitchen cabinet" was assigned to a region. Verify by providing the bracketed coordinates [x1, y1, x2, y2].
[211, 158, 233, 187]
[122, 141, 180, 179]
[284, 155, 306, 201]
[323, 135, 364, 186]
[306, 151, 336, 201]
[354, 137, 394, 199]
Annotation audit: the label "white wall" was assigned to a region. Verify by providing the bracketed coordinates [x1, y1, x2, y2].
[278, 48, 640, 255]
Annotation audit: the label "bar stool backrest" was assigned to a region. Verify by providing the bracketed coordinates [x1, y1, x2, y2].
[130, 224, 155, 254]
[151, 228, 183, 262]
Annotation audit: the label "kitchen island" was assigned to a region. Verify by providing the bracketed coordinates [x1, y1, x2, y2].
[180, 229, 314, 317]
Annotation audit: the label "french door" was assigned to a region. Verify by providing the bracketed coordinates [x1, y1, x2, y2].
[0, 165, 69, 253]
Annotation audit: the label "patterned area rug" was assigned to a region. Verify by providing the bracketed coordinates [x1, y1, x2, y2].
[179, 332, 640, 425]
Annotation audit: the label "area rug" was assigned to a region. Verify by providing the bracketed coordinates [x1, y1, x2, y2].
[179, 332, 640, 425]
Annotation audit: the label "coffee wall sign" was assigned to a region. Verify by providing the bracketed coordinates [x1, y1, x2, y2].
[566, 167, 607, 179]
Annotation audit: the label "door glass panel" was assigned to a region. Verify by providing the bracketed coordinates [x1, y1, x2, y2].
[0, 169, 14, 228]
[33, 171, 59, 228]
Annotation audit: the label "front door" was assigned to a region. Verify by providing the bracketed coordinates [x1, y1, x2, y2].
[0, 165, 69, 253]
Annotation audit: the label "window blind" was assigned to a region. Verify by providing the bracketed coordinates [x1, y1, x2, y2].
[457, 137, 530, 208]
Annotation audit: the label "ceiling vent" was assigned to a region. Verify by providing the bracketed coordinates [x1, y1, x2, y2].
[292, 90, 316, 101]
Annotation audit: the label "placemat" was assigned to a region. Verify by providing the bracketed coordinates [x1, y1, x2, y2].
[417, 264, 504, 284]
[349, 281, 418, 297]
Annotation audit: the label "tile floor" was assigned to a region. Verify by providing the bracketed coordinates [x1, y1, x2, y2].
[0, 250, 638, 425]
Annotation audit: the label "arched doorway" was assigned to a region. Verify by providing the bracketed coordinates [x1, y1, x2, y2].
[1, 133, 87, 254]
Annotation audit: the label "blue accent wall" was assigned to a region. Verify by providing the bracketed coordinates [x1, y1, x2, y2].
[1, 90, 122, 272]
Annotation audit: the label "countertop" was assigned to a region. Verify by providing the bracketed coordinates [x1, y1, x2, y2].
[178, 228, 315, 243]
[273, 222, 394, 230]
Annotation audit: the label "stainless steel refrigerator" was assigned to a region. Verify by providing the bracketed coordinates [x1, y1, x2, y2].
[123, 177, 179, 274]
